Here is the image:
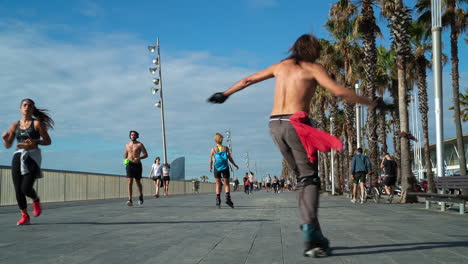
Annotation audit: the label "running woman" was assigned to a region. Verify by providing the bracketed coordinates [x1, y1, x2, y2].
[209, 133, 239, 208]
[162, 163, 170, 196]
[148, 157, 163, 198]
[2, 99, 53, 225]
[124, 130, 148, 206]
[208, 34, 377, 257]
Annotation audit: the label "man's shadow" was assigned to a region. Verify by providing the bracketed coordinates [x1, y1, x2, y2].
[332, 241, 468, 256]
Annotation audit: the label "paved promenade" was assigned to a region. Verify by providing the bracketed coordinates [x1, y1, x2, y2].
[1, 190, 467, 264]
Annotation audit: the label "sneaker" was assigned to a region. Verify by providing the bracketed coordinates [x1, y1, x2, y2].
[350, 199, 357, 203]
[154, 194, 160, 198]
[33, 200, 42, 217]
[126, 200, 133, 206]
[216, 197, 221, 208]
[17, 214, 30, 226]
[138, 195, 144, 205]
[226, 199, 234, 208]
[360, 200, 364, 204]
[388, 194, 394, 203]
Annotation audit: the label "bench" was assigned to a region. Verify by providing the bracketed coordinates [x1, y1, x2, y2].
[409, 176, 468, 215]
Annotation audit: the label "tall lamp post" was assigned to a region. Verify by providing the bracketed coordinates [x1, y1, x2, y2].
[225, 129, 234, 178]
[431, 0, 444, 177]
[148, 38, 168, 164]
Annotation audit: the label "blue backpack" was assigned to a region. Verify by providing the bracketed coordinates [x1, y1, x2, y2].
[214, 146, 229, 171]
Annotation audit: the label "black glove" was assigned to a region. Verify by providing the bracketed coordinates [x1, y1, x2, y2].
[207, 92, 229, 104]
[373, 97, 393, 112]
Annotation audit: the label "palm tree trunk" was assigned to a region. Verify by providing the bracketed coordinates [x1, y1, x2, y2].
[416, 56, 436, 193]
[398, 60, 417, 203]
[450, 15, 467, 176]
[390, 79, 402, 183]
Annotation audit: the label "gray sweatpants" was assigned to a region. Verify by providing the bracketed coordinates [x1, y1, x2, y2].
[269, 115, 321, 230]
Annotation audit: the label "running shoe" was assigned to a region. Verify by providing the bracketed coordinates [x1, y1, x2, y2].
[33, 200, 42, 217]
[126, 200, 133, 206]
[138, 195, 144, 205]
[17, 214, 30, 226]
[216, 197, 221, 208]
[350, 199, 357, 203]
[154, 194, 160, 198]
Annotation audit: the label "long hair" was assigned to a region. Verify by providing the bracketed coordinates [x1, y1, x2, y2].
[21, 98, 54, 129]
[287, 34, 321, 64]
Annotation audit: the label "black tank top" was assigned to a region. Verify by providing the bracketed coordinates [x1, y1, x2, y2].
[15, 119, 40, 143]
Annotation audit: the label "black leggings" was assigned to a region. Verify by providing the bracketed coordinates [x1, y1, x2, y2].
[12, 153, 39, 210]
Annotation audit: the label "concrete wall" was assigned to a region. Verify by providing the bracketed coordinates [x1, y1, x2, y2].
[0, 166, 215, 207]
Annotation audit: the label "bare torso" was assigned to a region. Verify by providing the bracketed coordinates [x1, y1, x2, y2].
[271, 59, 317, 115]
[125, 141, 145, 163]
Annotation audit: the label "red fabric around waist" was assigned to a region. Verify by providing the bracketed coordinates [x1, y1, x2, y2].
[289, 111, 343, 163]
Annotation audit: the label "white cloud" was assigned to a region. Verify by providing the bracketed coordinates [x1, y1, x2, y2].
[0, 21, 283, 180]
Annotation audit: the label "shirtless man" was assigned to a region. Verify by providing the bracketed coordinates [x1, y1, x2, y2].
[208, 34, 377, 257]
[124, 130, 148, 206]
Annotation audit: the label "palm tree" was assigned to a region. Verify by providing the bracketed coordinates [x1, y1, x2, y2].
[416, 0, 468, 176]
[381, 0, 417, 203]
[355, 0, 380, 177]
[327, 0, 361, 191]
[410, 20, 437, 193]
[376, 45, 402, 181]
[449, 89, 468, 121]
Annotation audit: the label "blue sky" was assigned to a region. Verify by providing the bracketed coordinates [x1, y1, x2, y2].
[0, 0, 466, 180]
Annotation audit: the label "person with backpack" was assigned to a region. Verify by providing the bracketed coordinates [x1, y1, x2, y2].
[209, 133, 239, 208]
[351, 147, 372, 204]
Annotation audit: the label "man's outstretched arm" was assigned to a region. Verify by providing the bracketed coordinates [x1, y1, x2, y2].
[207, 64, 277, 104]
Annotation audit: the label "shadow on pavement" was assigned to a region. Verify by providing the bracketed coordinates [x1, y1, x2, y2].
[332, 241, 468, 256]
[35, 219, 273, 225]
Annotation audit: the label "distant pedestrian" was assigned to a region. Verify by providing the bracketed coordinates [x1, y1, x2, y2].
[2, 99, 53, 225]
[243, 173, 250, 194]
[209, 133, 239, 208]
[162, 163, 171, 196]
[233, 177, 239, 191]
[272, 176, 279, 193]
[124, 130, 148, 206]
[265, 174, 272, 192]
[380, 153, 397, 202]
[248, 172, 255, 193]
[148, 157, 163, 198]
[351, 147, 372, 204]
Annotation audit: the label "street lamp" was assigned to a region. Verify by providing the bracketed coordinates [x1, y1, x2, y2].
[225, 129, 234, 179]
[431, 0, 444, 177]
[148, 37, 168, 164]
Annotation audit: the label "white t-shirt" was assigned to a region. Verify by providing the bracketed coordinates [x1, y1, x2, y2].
[266, 177, 271, 183]
[151, 163, 162, 177]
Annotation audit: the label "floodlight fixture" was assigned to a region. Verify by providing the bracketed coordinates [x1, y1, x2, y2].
[149, 67, 158, 74]
[152, 78, 160, 85]
[148, 46, 156, 53]
[155, 101, 161, 108]
[151, 87, 159, 95]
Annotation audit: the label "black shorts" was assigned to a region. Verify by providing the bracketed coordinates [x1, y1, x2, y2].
[162, 176, 170, 181]
[353, 171, 367, 184]
[266, 183, 271, 188]
[383, 175, 396, 186]
[126, 162, 142, 180]
[151, 176, 162, 181]
[213, 168, 230, 179]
